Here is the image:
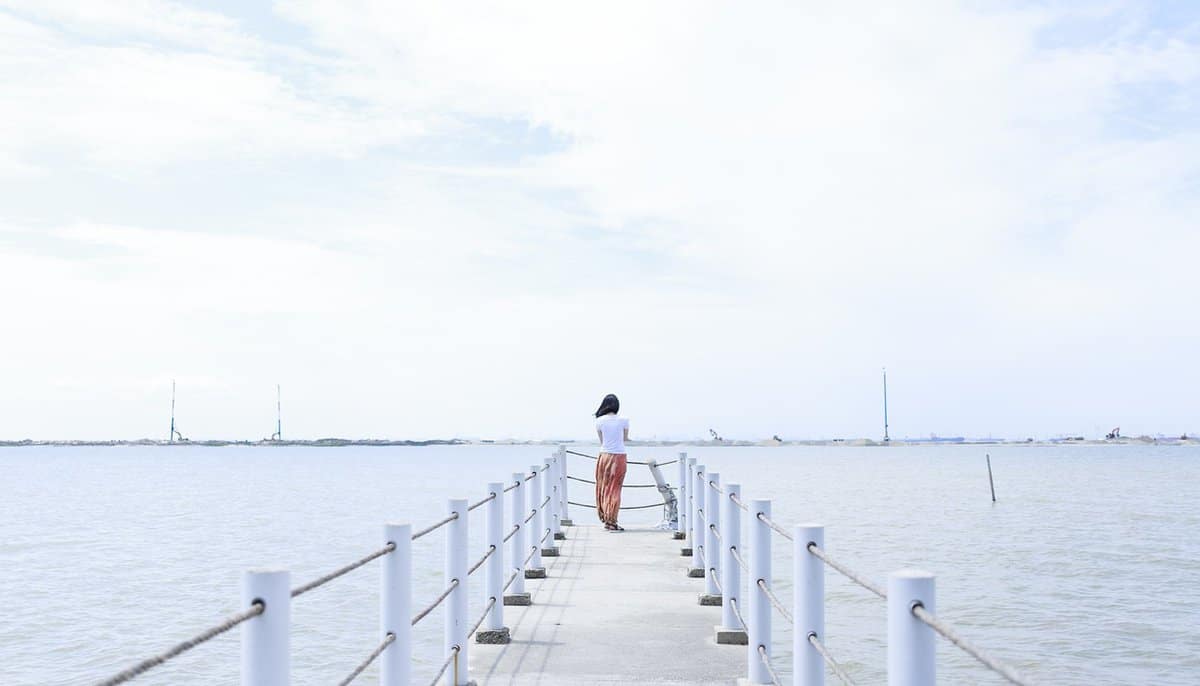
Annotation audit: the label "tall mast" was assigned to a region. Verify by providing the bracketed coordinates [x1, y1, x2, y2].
[170, 380, 176, 443]
[275, 384, 282, 441]
[882, 368, 890, 442]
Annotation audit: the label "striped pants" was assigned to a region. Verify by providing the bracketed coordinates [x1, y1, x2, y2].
[595, 452, 628, 526]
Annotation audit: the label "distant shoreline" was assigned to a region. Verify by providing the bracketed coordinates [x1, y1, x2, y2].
[2, 437, 1197, 448]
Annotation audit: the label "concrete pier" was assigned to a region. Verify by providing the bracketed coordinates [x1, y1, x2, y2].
[472, 525, 743, 685]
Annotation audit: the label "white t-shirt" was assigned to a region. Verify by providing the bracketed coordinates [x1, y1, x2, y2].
[595, 414, 629, 454]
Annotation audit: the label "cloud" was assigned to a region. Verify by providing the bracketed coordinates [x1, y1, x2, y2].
[1, 2, 1198, 439]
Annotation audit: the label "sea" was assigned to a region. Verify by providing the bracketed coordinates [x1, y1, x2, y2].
[1, 444, 1196, 685]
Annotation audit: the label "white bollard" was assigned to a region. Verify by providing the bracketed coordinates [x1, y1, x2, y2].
[677, 452, 688, 539]
[381, 524, 412, 686]
[547, 457, 563, 541]
[242, 570, 290, 686]
[888, 570, 936, 686]
[703, 471, 722, 598]
[689, 461, 704, 575]
[558, 446, 572, 525]
[507, 472, 526, 598]
[794, 525, 825, 686]
[747, 499, 772, 685]
[445, 498, 470, 686]
[482, 484, 506, 635]
[719, 483, 743, 638]
[527, 465, 544, 572]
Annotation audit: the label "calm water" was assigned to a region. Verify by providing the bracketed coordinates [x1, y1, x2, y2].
[1, 444, 1196, 685]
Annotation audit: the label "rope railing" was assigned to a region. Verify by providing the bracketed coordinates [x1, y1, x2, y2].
[729, 491, 749, 512]
[728, 596, 748, 632]
[563, 449, 676, 467]
[503, 569, 520, 592]
[95, 601, 264, 686]
[808, 633, 858, 686]
[806, 543, 887, 600]
[467, 597, 498, 640]
[680, 458, 1039, 686]
[467, 492, 496, 512]
[756, 578, 792, 623]
[427, 646, 458, 686]
[567, 499, 665, 510]
[412, 579, 459, 627]
[566, 474, 657, 488]
[98, 451, 570, 686]
[412, 512, 460, 541]
[756, 644, 783, 686]
[336, 632, 395, 686]
[523, 537, 545, 567]
[911, 603, 1032, 685]
[755, 511, 793, 541]
[730, 545, 748, 572]
[291, 542, 395, 598]
[468, 545, 496, 576]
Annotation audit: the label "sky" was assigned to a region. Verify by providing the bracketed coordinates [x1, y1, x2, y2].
[0, 1, 1197, 442]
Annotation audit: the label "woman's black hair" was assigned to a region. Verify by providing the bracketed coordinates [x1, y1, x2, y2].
[594, 394, 619, 418]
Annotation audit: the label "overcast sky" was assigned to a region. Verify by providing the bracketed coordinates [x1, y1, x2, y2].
[1, 1, 1197, 441]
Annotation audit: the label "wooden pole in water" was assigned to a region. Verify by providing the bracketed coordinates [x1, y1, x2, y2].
[986, 453, 997, 502]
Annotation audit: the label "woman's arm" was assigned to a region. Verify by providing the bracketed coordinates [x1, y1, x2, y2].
[597, 429, 603, 443]
[623, 425, 630, 442]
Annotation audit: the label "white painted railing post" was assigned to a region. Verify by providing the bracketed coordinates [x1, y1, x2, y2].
[888, 570, 936, 686]
[795, 525, 825, 686]
[381, 524, 411, 686]
[479, 483, 508, 641]
[703, 471, 721, 599]
[506, 473, 527, 599]
[558, 446, 572, 526]
[747, 499, 772, 684]
[527, 465, 544, 574]
[719, 483, 742, 638]
[547, 457, 563, 541]
[445, 498, 469, 685]
[677, 452, 688, 541]
[689, 463, 705, 576]
[242, 570, 290, 686]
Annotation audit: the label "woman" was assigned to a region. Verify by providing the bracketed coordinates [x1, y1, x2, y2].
[594, 393, 629, 531]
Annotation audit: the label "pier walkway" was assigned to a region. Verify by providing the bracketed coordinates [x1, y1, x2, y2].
[94, 447, 1034, 686]
[473, 524, 739, 685]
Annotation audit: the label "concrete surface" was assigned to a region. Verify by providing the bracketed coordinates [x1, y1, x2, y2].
[472, 525, 744, 685]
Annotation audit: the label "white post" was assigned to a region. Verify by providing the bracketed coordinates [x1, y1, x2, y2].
[677, 452, 688, 539]
[507, 473, 526, 597]
[547, 457, 562, 541]
[795, 525, 825, 686]
[720, 483, 742, 633]
[528, 465, 544, 571]
[704, 471, 721, 598]
[381, 524, 411, 686]
[241, 569, 290, 686]
[747, 499, 772, 684]
[888, 570, 936, 686]
[484, 484, 505, 632]
[690, 463, 705, 574]
[559, 446, 572, 525]
[445, 498, 469, 685]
